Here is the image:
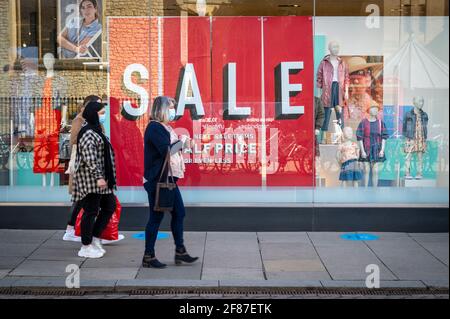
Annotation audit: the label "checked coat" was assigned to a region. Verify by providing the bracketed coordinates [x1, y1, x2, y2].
[71, 128, 117, 202]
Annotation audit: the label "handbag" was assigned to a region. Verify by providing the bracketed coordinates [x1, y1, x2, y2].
[154, 147, 177, 212]
[59, 133, 71, 160]
[65, 144, 77, 175]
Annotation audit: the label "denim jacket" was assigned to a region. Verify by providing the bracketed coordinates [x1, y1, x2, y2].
[403, 109, 428, 140]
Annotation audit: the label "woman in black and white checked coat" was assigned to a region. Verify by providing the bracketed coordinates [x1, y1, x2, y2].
[72, 101, 117, 259]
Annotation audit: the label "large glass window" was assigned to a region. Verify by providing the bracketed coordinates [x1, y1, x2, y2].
[0, 0, 448, 206]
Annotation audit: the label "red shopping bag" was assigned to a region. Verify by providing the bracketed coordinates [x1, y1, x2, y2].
[75, 196, 122, 241]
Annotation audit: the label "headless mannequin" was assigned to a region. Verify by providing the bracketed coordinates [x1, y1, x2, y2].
[359, 106, 386, 187]
[318, 41, 349, 118]
[43, 53, 68, 128]
[337, 127, 360, 187]
[405, 96, 426, 179]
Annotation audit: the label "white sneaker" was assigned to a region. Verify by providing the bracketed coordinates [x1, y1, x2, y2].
[101, 234, 125, 245]
[78, 245, 104, 258]
[92, 237, 106, 254]
[63, 228, 81, 242]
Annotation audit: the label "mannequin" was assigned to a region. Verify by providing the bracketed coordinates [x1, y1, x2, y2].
[43, 53, 68, 127]
[316, 41, 350, 134]
[403, 96, 429, 179]
[43, 53, 55, 79]
[356, 105, 389, 187]
[337, 127, 362, 187]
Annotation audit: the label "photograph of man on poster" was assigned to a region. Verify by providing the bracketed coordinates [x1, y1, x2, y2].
[57, 0, 103, 60]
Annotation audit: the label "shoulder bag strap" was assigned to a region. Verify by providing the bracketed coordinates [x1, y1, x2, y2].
[158, 146, 175, 184]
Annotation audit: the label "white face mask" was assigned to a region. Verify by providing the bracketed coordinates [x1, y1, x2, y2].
[168, 108, 176, 121]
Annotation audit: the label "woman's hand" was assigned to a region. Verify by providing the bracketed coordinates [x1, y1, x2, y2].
[379, 150, 385, 158]
[77, 45, 88, 55]
[361, 150, 367, 159]
[97, 178, 107, 189]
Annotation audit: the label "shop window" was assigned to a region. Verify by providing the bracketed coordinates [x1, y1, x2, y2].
[16, 0, 58, 60]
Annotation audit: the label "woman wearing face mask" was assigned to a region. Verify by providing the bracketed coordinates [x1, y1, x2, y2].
[72, 101, 117, 258]
[142, 96, 198, 268]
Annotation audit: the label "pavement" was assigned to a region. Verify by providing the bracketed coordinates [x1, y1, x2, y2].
[0, 230, 448, 295]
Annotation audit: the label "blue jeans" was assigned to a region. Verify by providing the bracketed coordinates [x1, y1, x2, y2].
[321, 81, 344, 131]
[144, 181, 185, 255]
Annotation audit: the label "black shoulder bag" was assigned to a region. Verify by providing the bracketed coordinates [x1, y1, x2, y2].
[154, 147, 177, 212]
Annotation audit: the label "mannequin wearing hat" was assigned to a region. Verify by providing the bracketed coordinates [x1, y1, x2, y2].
[346, 56, 383, 121]
[403, 96, 429, 180]
[316, 41, 350, 134]
[356, 105, 389, 187]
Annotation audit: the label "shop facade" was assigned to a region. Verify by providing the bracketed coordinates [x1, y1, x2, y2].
[0, 1, 448, 231]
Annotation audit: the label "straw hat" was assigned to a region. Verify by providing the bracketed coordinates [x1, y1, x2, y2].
[346, 56, 383, 78]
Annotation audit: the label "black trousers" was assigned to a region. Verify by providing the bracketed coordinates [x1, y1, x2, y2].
[80, 193, 116, 246]
[68, 200, 83, 226]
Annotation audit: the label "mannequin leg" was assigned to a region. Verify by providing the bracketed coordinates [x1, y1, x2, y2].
[372, 163, 379, 187]
[405, 152, 412, 178]
[353, 180, 358, 187]
[363, 162, 370, 187]
[417, 152, 423, 178]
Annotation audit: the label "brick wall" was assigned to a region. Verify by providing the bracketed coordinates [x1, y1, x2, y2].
[0, 0, 164, 98]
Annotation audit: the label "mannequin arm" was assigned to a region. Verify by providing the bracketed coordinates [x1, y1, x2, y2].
[358, 140, 367, 158]
[380, 139, 386, 157]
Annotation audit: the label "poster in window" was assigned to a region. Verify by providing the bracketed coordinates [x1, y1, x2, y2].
[57, 0, 103, 60]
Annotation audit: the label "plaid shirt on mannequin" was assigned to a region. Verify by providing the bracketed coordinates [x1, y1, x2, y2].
[71, 129, 117, 202]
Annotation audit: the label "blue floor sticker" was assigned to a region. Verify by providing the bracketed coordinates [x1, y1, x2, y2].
[132, 232, 170, 240]
[340, 233, 380, 241]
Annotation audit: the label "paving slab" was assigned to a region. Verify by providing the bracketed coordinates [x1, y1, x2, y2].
[0, 243, 42, 257]
[79, 267, 139, 281]
[260, 243, 321, 260]
[116, 279, 219, 288]
[257, 232, 310, 243]
[421, 280, 449, 288]
[313, 244, 397, 280]
[9, 260, 84, 277]
[0, 269, 10, 279]
[0, 256, 25, 269]
[201, 267, 265, 280]
[265, 271, 332, 281]
[12, 278, 68, 287]
[365, 238, 449, 281]
[264, 259, 326, 272]
[307, 232, 360, 245]
[203, 233, 261, 270]
[82, 253, 142, 268]
[136, 263, 202, 280]
[409, 234, 449, 265]
[28, 246, 83, 262]
[0, 230, 55, 244]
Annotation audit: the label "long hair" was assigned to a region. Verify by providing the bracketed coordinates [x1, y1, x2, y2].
[79, 0, 99, 20]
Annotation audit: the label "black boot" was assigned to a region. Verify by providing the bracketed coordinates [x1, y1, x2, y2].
[142, 254, 167, 269]
[175, 247, 199, 265]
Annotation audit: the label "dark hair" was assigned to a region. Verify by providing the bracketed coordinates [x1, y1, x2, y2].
[79, 0, 99, 20]
[83, 95, 101, 107]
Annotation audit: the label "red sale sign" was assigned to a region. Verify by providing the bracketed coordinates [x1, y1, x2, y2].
[108, 16, 314, 187]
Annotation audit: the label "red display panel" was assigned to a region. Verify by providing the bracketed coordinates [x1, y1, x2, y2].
[263, 16, 314, 186]
[108, 16, 314, 187]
